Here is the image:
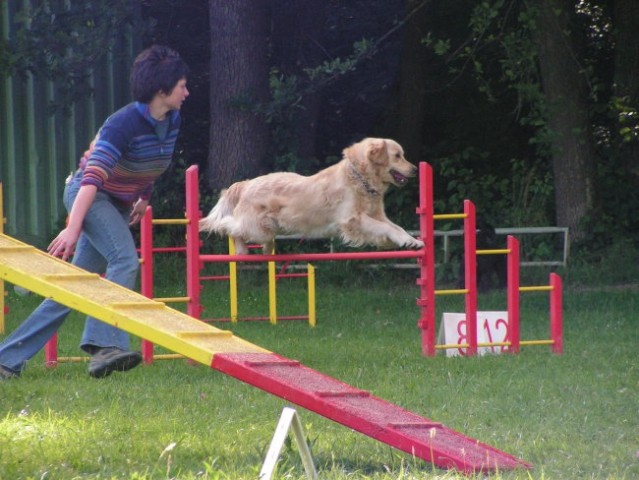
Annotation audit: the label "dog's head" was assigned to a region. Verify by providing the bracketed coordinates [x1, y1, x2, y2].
[346, 138, 417, 188]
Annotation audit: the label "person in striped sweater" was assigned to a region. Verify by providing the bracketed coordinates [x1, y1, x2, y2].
[0, 45, 190, 380]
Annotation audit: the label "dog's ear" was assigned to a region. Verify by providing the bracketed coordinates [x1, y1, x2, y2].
[367, 138, 388, 165]
[344, 138, 368, 165]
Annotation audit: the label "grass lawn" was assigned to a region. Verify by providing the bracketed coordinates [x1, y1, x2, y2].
[0, 261, 637, 479]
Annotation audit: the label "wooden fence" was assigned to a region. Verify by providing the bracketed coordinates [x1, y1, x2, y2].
[0, 1, 140, 244]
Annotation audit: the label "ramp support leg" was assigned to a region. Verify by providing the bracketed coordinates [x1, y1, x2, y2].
[259, 407, 318, 480]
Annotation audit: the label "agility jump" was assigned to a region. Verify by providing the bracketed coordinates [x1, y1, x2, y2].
[419, 165, 563, 356]
[3, 160, 563, 362]
[186, 162, 563, 357]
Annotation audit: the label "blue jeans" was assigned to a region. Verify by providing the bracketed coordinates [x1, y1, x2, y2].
[0, 173, 139, 373]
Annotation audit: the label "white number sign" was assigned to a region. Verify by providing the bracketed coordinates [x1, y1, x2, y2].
[438, 312, 510, 357]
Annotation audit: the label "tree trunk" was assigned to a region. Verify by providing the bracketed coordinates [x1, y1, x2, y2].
[207, 0, 270, 189]
[533, 0, 595, 240]
[612, 0, 639, 176]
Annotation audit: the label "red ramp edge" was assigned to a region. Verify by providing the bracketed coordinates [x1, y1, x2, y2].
[212, 352, 532, 474]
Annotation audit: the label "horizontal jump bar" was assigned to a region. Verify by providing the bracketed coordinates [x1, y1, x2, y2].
[435, 341, 512, 349]
[435, 339, 555, 349]
[200, 250, 424, 263]
[47, 354, 186, 363]
[476, 248, 510, 255]
[153, 296, 190, 304]
[151, 218, 189, 225]
[433, 213, 467, 220]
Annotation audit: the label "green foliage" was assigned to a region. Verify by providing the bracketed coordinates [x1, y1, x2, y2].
[422, 2, 559, 229]
[420, 1, 639, 256]
[187, 28, 374, 179]
[258, 39, 377, 173]
[304, 39, 374, 83]
[435, 149, 554, 229]
[1, 1, 141, 111]
[610, 96, 639, 143]
[457, 2, 556, 160]
[264, 70, 307, 172]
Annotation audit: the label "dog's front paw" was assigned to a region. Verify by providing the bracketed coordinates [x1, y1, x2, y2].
[405, 238, 424, 249]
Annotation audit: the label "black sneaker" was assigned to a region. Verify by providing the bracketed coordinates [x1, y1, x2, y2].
[88, 347, 142, 378]
[0, 365, 19, 381]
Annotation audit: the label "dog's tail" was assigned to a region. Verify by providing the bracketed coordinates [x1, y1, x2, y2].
[198, 181, 247, 234]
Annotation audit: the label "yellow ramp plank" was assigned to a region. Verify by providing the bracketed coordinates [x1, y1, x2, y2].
[0, 234, 267, 366]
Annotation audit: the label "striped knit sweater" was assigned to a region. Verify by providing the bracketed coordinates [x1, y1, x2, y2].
[80, 101, 181, 207]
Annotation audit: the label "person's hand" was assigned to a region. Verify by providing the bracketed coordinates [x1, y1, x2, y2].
[48, 227, 81, 261]
[129, 199, 149, 226]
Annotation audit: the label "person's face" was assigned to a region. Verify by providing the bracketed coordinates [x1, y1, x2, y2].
[162, 78, 189, 111]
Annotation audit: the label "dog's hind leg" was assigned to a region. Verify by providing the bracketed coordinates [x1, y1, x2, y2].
[261, 239, 275, 254]
[232, 237, 249, 255]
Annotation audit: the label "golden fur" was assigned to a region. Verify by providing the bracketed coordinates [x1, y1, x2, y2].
[199, 137, 424, 254]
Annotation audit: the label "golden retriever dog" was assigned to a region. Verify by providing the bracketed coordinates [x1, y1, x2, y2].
[199, 137, 424, 255]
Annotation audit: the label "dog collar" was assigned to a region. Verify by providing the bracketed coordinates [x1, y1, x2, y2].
[349, 163, 380, 196]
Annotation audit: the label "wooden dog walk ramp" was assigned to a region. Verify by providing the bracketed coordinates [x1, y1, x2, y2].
[0, 233, 531, 474]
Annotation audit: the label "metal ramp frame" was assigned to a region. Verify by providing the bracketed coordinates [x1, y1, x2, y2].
[0, 233, 531, 474]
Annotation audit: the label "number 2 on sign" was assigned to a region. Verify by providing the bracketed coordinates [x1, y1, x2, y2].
[483, 317, 510, 353]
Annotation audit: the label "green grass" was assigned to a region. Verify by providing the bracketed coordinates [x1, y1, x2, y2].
[1, 262, 638, 479]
